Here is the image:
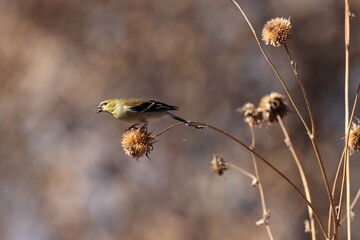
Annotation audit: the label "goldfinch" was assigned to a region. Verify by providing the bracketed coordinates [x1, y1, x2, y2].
[97, 98, 203, 129]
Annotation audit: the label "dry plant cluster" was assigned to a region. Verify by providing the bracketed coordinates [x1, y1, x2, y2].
[119, 1, 359, 240]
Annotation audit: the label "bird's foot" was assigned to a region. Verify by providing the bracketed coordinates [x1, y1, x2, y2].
[186, 121, 205, 129]
[126, 124, 139, 131]
[139, 124, 148, 131]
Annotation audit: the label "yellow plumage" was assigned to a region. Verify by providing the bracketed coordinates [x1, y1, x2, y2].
[97, 98, 202, 128]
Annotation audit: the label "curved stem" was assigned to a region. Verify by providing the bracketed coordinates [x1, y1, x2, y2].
[229, 0, 311, 135]
[153, 121, 328, 238]
[228, 0, 337, 230]
[153, 123, 184, 138]
[192, 121, 328, 238]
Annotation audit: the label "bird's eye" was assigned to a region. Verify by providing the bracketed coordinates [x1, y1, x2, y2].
[103, 102, 108, 106]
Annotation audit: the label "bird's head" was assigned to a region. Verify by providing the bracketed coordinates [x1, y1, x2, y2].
[97, 99, 118, 116]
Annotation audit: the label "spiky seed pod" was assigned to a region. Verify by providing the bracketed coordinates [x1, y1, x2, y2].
[121, 127, 154, 159]
[238, 103, 263, 126]
[211, 155, 227, 176]
[259, 92, 288, 123]
[348, 123, 360, 155]
[262, 17, 292, 47]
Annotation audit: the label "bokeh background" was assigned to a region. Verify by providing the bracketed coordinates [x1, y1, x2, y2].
[0, 0, 359, 239]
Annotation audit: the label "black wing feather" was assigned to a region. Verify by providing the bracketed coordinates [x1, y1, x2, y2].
[129, 100, 179, 112]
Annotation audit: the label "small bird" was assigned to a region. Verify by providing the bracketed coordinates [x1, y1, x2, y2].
[97, 98, 203, 129]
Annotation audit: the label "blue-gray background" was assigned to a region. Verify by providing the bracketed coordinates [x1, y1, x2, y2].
[0, 0, 359, 239]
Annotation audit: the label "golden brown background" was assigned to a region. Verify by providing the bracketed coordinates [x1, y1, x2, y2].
[0, 0, 359, 239]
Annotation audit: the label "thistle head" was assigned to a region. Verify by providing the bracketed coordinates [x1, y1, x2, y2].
[210, 155, 227, 176]
[262, 17, 292, 47]
[349, 123, 360, 155]
[238, 103, 263, 126]
[259, 92, 288, 123]
[121, 127, 154, 160]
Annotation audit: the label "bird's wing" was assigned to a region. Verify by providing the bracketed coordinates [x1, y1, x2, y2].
[126, 100, 179, 113]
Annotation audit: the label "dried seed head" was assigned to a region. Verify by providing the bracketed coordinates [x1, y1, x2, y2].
[348, 123, 360, 155]
[262, 17, 292, 47]
[211, 155, 227, 176]
[259, 92, 288, 123]
[121, 127, 154, 159]
[238, 103, 263, 126]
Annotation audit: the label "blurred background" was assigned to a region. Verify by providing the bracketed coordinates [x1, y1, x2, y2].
[0, 0, 359, 239]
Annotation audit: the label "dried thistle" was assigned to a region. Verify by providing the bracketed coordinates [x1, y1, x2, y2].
[259, 92, 288, 123]
[262, 17, 292, 47]
[211, 155, 227, 176]
[348, 123, 360, 155]
[121, 127, 154, 159]
[238, 103, 263, 126]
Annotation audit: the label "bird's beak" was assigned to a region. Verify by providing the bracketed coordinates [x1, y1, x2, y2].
[97, 106, 103, 113]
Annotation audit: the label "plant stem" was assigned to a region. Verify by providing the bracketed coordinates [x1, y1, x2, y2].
[154, 120, 327, 238]
[340, 189, 360, 224]
[344, 0, 351, 238]
[277, 116, 316, 240]
[192, 121, 328, 238]
[249, 125, 274, 240]
[337, 85, 359, 238]
[329, 85, 360, 238]
[283, 44, 315, 136]
[154, 123, 185, 138]
[350, 189, 360, 209]
[328, 149, 345, 237]
[228, 0, 310, 135]
[226, 162, 257, 182]
[228, 0, 337, 226]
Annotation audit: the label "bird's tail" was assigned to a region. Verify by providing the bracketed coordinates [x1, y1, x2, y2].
[166, 112, 204, 129]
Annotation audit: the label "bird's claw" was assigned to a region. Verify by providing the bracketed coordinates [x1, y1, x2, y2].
[126, 124, 139, 131]
[187, 122, 205, 129]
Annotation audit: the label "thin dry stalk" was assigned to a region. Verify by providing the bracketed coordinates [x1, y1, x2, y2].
[228, 0, 337, 229]
[337, 86, 360, 238]
[334, 148, 348, 239]
[277, 116, 316, 240]
[229, 0, 310, 134]
[327, 149, 346, 237]
[331, 149, 346, 196]
[192, 121, 328, 238]
[310, 138, 338, 233]
[284, 31, 338, 236]
[350, 189, 360, 209]
[344, 0, 351, 238]
[249, 125, 274, 240]
[331, 85, 359, 235]
[152, 121, 327, 238]
[340, 189, 360, 225]
[154, 122, 185, 138]
[283, 44, 315, 135]
[226, 162, 257, 182]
